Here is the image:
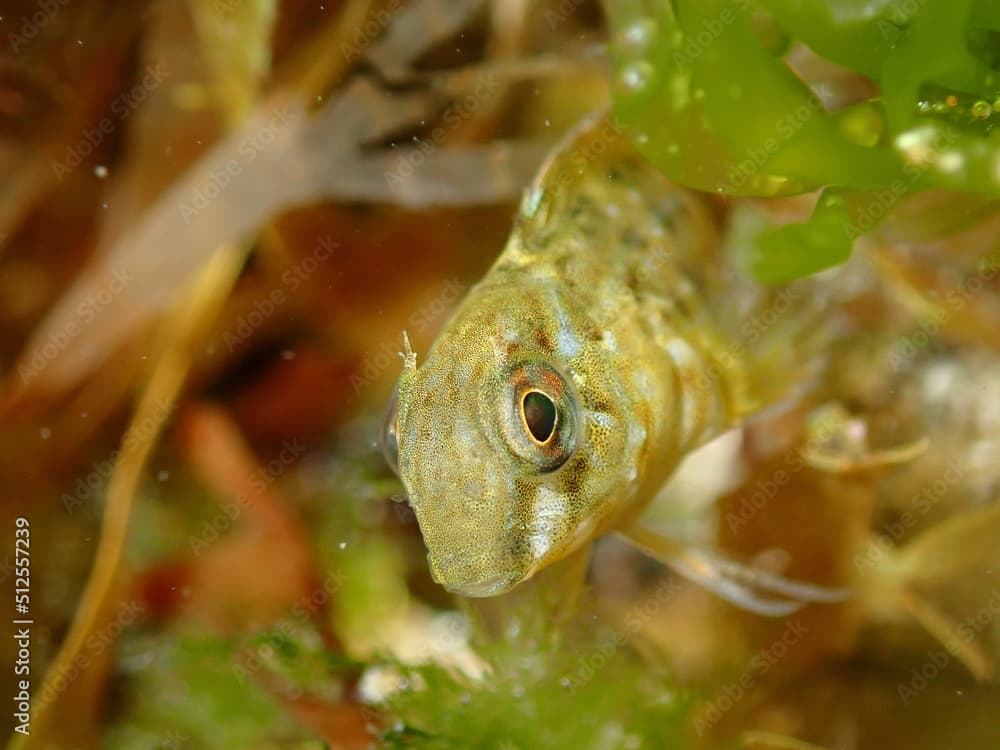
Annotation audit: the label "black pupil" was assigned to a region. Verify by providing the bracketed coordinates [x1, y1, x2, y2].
[522, 391, 557, 443]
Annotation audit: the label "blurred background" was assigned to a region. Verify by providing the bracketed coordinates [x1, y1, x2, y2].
[1, 0, 999, 748]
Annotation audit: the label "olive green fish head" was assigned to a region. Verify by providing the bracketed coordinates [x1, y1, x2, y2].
[383, 276, 651, 597]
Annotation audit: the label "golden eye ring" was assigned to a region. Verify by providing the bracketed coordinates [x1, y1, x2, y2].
[519, 389, 558, 445]
[495, 361, 578, 473]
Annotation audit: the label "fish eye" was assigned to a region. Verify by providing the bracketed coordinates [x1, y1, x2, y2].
[520, 390, 557, 444]
[500, 362, 577, 472]
[381, 385, 400, 476]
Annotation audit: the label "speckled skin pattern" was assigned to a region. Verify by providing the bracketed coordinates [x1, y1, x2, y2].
[393, 117, 747, 596]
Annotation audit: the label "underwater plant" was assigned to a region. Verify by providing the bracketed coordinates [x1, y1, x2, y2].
[2, 1, 999, 750]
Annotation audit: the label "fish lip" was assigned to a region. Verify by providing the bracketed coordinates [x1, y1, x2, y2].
[441, 573, 517, 598]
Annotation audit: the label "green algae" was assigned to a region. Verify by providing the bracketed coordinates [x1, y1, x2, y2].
[376, 610, 692, 750]
[608, 0, 1000, 283]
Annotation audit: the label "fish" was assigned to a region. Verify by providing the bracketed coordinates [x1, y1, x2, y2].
[382, 115, 847, 614]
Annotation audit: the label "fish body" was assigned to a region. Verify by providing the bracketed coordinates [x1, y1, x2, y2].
[389, 117, 805, 597]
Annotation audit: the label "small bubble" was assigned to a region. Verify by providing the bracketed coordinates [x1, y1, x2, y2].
[972, 100, 991, 120]
[895, 125, 938, 164]
[619, 62, 653, 94]
[280, 349, 295, 360]
[338, 541, 348, 549]
[157, 470, 170, 482]
[937, 149, 964, 174]
[94, 165, 108, 178]
[635, 132, 650, 145]
[40, 427, 51, 440]
[621, 19, 655, 50]
[666, 143, 678, 155]
[693, 88, 705, 101]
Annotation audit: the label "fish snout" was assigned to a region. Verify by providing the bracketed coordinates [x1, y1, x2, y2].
[422, 524, 525, 598]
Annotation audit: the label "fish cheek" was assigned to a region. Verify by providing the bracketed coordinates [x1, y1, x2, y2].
[507, 533, 532, 576]
[559, 459, 584, 499]
[553, 455, 598, 542]
[507, 477, 542, 573]
[577, 400, 634, 524]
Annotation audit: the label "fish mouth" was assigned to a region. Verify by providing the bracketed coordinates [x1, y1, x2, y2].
[440, 572, 518, 598]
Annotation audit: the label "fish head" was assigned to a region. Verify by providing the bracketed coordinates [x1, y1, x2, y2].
[384, 278, 646, 597]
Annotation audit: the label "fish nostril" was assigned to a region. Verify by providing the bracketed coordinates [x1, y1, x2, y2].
[381, 384, 400, 476]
